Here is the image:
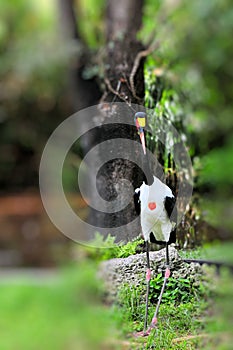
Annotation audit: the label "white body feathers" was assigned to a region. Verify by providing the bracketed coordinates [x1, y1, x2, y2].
[136, 176, 176, 242]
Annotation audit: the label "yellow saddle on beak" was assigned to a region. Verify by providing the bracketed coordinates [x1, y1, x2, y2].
[137, 117, 146, 128]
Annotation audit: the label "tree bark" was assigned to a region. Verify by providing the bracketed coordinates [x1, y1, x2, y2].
[86, 0, 146, 243]
[59, 0, 147, 243]
[105, 0, 145, 103]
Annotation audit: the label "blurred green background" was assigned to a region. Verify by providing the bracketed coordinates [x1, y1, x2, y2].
[0, 0, 232, 349]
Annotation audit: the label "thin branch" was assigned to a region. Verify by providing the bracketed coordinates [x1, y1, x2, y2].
[129, 41, 160, 100]
[104, 78, 127, 103]
[172, 333, 210, 343]
[173, 332, 231, 343]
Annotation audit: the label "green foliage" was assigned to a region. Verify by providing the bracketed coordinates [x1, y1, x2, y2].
[78, 0, 105, 48]
[0, 263, 118, 350]
[178, 246, 204, 260]
[202, 241, 233, 263]
[0, 0, 73, 189]
[84, 232, 144, 261]
[151, 274, 208, 304]
[142, 0, 233, 236]
[198, 137, 233, 192]
[1, 243, 232, 349]
[116, 281, 210, 348]
[0, 0, 232, 239]
[0, 0, 66, 85]
[117, 274, 208, 327]
[117, 284, 145, 325]
[117, 239, 144, 258]
[180, 241, 233, 269]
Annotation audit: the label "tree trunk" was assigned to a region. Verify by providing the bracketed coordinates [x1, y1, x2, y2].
[86, 0, 146, 243]
[59, 0, 147, 244]
[105, 0, 145, 103]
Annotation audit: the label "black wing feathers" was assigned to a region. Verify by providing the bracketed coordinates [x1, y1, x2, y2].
[164, 196, 177, 224]
[134, 191, 141, 215]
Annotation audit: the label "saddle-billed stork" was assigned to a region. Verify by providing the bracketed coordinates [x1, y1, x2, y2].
[134, 111, 177, 336]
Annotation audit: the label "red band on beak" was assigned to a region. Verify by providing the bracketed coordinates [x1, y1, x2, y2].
[148, 202, 156, 210]
[140, 132, 146, 155]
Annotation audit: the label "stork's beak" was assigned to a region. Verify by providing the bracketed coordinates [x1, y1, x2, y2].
[139, 130, 146, 155]
[134, 113, 147, 155]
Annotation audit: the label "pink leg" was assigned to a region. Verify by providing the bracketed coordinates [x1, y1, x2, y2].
[144, 244, 171, 335]
[134, 241, 151, 337]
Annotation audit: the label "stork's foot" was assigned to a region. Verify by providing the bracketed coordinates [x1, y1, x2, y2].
[133, 327, 155, 338]
[133, 330, 150, 338]
[133, 319, 157, 338]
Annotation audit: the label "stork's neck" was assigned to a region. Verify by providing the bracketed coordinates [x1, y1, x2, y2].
[142, 137, 154, 186]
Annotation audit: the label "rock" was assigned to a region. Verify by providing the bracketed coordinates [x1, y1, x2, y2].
[98, 247, 203, 301]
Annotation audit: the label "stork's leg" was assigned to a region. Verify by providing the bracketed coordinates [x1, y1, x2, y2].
[134, 240, 151, 337]
[145, 243, 170, 334]
[144, 240, 151, 333]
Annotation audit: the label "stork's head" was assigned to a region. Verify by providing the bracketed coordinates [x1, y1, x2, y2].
[134, 112, 146, 155]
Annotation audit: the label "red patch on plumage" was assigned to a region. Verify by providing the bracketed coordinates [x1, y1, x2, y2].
[148, 202, 156, 210]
